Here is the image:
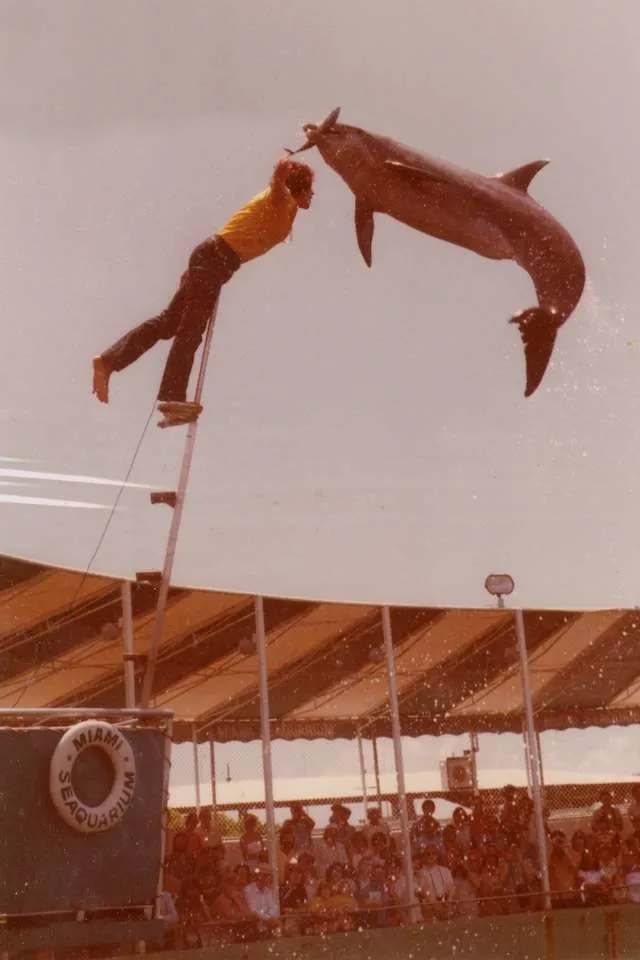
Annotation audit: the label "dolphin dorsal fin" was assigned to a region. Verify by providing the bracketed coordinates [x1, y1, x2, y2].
[495, 159, 549, 192]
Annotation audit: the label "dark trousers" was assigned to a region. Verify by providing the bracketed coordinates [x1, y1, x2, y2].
[102, 236, 240, 402]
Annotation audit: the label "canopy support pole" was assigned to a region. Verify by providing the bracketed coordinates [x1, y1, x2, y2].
[140, 297, 221, 708]
[209, 740, 218, 818]
[515, 608, 551, 911]
[372, 735, 382, 809]
[381, 605, 416, 921]
[192, 723, 201, 814]
[120, 581, 136, 709]
[255, 596, 280, 913]
[356, 728, 369, 813]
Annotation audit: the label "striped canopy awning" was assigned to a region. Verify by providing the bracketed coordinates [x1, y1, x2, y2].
[3, 554, 640, 743]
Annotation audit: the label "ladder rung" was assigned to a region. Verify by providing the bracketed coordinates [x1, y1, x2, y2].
[150, 491, 177, 508]
[135, 571, 163, 584]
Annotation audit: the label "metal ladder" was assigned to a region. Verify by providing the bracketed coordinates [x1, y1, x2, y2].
[139, 297, 221, 707]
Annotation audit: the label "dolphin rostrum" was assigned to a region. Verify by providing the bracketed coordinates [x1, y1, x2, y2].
[290, 108, 586, 397]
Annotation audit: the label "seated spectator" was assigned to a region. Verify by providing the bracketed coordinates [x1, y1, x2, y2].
[279, 861, 309, 935]
[478, 810, 504, 849]
[325, 860, 347, 893]
[329, 803, 356, 856]
[599, 845, 626, 904]
[415, 846, 455, 921]
[239, 813, 266, 869]
[297, 850, 319, 900]
[279, 862, 309, 913]
[355, 858, 389, 927]
[412, 799, 438, 837]
[354, 857, 385, 904]
[625, 837, 640, 903]
[499, 786, 522, 842]
[364, 807, 391, 842]
[164, 850, 190, 892]
[197, 807, 220, 848]
[628, 784, 640, 833]
[441, 824, 463, 870]
[315, 825, 348, 875]
[476, 851, 508, 917]
[183, 810, 205, 859]
[208, 864, 256, 935]
[450, 863, 479, 919]
[548, 831, 580, 909]
[177, 877, 208, 949]
[244, 865, 280, 936]
[514, 796, 536, 844]
[349, 831, 371, 870]
[370, 829, 392, 867]
[277, 827, 297, 883]
[578, 850, 606, 906]
[622, 833, 640, 874]
[324, 879, 359, 931]
[281, 802, 315, 854]
[592, 790, 623, 836]
[464, 847, 484, 894]
[451, 807, 472, 850]
[502, 842, 534, 913]
[306, 881, 334, 935]
[157, 887, 180, 949]
[198, 870, 221, 911]
[410, 810, 444, 859]
[567, 830, 587, 870]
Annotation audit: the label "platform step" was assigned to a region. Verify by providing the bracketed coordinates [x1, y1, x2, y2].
[157, 400, 202, 429]
[135, 571, 163, 584]
[150, 491, 177, 508]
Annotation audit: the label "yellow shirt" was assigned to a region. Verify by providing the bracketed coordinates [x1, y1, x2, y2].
[218, 187, 298, 263]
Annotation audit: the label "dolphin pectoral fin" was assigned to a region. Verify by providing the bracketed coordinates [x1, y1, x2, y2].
[355, 201, 375, 267]
[384, 160, 447, 186]
[510, 307, 559, 397]
[495, 160, 549, 193]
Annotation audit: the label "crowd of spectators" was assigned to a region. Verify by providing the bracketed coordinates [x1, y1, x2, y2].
[159, 785, 640, 949]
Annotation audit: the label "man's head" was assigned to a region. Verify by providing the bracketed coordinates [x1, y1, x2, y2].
[422, 847, 439, 867]
[254, 865, 272, 889]
[286, 161, 314, 209]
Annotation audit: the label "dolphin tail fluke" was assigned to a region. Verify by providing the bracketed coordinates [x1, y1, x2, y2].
[510, 307, 560, 397]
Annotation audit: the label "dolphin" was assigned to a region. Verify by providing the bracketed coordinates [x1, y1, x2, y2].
[290, 108, 586, 397]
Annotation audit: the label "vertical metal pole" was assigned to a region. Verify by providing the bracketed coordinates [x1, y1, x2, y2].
[356, 729, 369, 814]
[192, 724, 201, 814]
[536, 729, 546, 797]
[121, 581, 136, 709]
[140, 297, 221, 708]
[372, 735, 383, 809]
[255, 596, 280, 913]
[209, 740, 218, 817]
[155, 716, 173, 918]
[515, 609, 551, 910]
[381, 606, 416, 920]
[522, 719, 534, 793]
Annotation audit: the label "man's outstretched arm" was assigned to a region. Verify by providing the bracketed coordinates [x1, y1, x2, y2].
[269, 156, 294, 201]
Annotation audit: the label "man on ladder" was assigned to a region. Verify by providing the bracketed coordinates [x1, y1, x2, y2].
[92, 156, 315, 427]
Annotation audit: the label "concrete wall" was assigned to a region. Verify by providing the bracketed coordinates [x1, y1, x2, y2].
[123, 905, 640, 960]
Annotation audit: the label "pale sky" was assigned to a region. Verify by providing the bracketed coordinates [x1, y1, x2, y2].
[2, 0, 640, 612]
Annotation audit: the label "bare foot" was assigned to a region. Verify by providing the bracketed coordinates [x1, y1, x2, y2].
[92, 356, 111, 403]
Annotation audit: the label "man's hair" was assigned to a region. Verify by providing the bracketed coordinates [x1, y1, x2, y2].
[286, 161, 314, 196]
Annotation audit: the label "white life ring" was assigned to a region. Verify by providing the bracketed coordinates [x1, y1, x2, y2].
[49, 720, 137, 834]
